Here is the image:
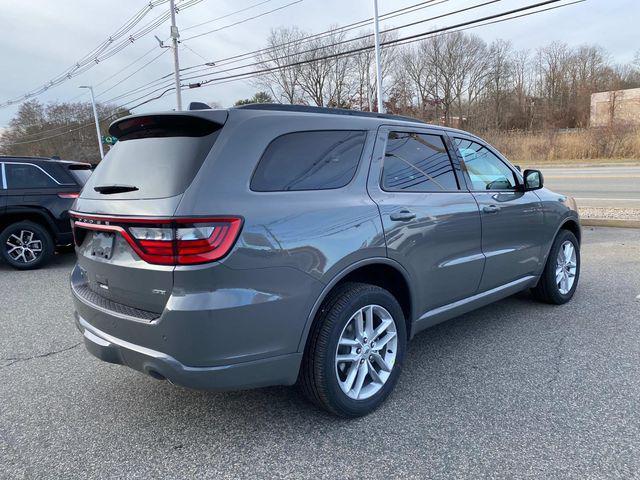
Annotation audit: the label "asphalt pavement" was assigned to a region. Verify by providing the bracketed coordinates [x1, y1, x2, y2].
[1, 227, 640, 479]
[541, 165, 640, 209]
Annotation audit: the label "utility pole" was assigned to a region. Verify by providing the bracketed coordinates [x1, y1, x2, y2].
[169, 0, 183, 111]
[79, 85, 104, 161]
[372, 0, 384, 113]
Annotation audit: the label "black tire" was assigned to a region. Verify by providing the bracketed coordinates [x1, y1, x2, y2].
[532, 229, 580, 304]
[0, 221, 54, 270]
[300, 282, 407, 417]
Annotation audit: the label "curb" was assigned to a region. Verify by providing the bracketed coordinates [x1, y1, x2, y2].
[581, 218, 640, 229]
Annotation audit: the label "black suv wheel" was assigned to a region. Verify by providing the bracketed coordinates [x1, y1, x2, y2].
[0, 221, 54, 270]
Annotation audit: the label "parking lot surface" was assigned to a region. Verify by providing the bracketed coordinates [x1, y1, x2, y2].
[1, 227, 639, 479]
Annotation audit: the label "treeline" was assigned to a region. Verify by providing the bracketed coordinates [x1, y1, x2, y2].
[254, 27, 640, 131]
[0, 100, 130, 164]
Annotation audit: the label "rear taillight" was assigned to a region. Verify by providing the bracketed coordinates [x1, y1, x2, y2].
[70, 214, 242, 265]
[58, 192, 80, 199]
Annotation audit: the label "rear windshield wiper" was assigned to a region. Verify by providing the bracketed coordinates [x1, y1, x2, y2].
[94, 184, 139, 194]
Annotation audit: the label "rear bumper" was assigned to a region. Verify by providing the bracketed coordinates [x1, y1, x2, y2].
[75, 313, 302, 390]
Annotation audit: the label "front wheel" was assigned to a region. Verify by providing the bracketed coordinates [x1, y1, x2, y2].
[300, 282, 407, 417]
[532, 229, 580, 304]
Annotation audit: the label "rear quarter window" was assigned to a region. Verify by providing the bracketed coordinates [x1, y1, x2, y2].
[5, 163, 58, 189]
[250, 130, 367, 192]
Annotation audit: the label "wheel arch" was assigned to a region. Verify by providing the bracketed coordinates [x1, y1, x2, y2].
[297, 257, 416, 354]
[538, 214, 581, 276]
[0, 208, 58, 238]
[559, 217, 581, 244]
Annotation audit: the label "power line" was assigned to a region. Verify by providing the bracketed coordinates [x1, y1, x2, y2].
[179, 0, 503, 85]
[98, 0, 454, 106]
[0, 0, 204, 109]
[2, 0, 585, 145]
[130, 0, 585, 109]
[77, 0, 306, 109]
[0, 111, 123, 147]
[96, 48, 170, 98]
[182, 0, 275, 31]
[181, 0, 305, 42]
[179, 0, 447, 75]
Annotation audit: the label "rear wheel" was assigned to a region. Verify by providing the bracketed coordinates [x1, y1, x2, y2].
[532, 229, 580, 304]
[300, 282, 407, 417]
[0, 221, 54, 270]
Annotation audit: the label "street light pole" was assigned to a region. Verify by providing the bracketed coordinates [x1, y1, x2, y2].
[169, 0, 183, 111]
[372, 0, 384, 113]
[79, 85, 104, 161]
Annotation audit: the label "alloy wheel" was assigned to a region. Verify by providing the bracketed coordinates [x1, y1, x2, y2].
[5, 229, 43, 264]
[335, 304, 398, 400]
[555, 240, 577, 295]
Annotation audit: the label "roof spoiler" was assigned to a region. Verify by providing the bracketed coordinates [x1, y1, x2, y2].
[108, 111, 228, 139]
[188, 102, 211, 110]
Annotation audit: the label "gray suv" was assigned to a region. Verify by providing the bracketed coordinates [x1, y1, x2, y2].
[70, 104, 580, 417]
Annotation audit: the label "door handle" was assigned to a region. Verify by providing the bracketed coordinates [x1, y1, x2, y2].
[390, 210, 416, 221]
[482, 205, 500, 214]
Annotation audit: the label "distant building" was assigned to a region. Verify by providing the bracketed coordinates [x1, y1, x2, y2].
[590, 87, 640, 127]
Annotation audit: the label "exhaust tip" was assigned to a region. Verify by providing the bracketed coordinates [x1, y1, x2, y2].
[146, 369, 166, 381]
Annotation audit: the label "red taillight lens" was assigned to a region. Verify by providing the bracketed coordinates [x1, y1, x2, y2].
[70, 214, 243, 266]
[58, 192, 80, 199]
[176, 221, 241, 264]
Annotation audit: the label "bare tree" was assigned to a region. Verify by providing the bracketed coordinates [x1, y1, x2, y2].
[254, 27, 304, 104]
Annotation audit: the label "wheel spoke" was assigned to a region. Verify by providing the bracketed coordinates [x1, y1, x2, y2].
[336, 353, 359, 364]
[375, 331, 397, 350]
[371, 352, 392, 372]
[364, 305, 374, 337]
[340, 361, 359, 394]
[555, 268, 564, 284]
[352, 362, 368, 399]
[339, 337, 359, 347]
[354, 310, 365, 340]
[372, 318, 393, 341]
[367, 360, 383, 385]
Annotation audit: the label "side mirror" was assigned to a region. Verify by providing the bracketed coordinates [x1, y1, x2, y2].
[522, 169, 543, 191]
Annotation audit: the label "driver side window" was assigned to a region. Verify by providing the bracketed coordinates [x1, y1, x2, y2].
[453, 138, 516, 191]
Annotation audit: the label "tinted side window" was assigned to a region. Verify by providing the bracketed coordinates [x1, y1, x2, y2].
[5, 164, 57, 189]
[251, 130, 366, 191]
[382, 132, 459, 192]
[453, 138, 517, 191]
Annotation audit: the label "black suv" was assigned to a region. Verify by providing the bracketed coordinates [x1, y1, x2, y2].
[0, 156, 92, 269]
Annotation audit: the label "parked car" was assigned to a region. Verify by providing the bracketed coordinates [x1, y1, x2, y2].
[70, 104, 580, 417]
[0, 156, 92, 269]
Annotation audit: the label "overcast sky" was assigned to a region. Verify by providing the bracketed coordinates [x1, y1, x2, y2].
[1, 0, 638, 127]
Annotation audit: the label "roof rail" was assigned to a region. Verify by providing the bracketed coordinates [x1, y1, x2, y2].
[234, 103, 426, 124]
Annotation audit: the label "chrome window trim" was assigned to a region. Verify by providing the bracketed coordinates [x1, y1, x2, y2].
[2, 161, 73, 186]
[1, 163, 6, 189]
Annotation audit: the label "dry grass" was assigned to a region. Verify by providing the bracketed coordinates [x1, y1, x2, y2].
[480, 125, 640, 166]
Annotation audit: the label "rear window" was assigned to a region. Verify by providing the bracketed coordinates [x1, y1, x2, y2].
[68, 166, 92, 186]
[83, 115, 222, 200]
[251, 130, 366, 191]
